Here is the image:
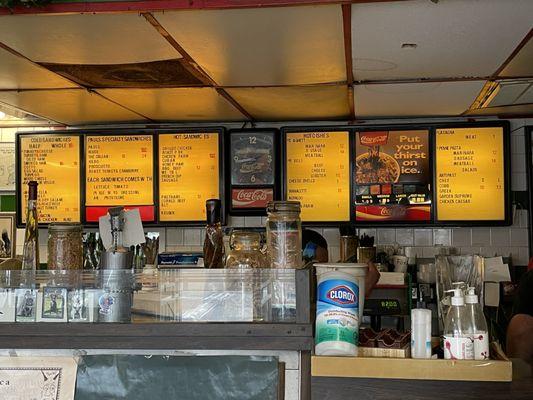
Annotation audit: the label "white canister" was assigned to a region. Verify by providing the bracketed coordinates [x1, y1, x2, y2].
[411, 308, 432, 359]
[314, 263, 367, 357]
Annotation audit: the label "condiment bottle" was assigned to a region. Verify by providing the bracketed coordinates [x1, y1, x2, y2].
[22, 181, 39, 271]
[203, 199, 224, 269]
[443, 286, 474, 360]
[226, 231, 266, 269]
[47, 224, 83, 270]
[465, 287, 490, 360]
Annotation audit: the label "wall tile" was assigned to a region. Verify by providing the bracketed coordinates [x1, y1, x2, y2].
[511, 134, 526, 155]
[518, 247, 530, 266]
[414, 229, 432, 246]
[329, 246, 340, 263]
[395, 229, 414, 246]
[421, 247, 439, 258]
[491, 227, 510, 246]
[359, 228, 376, 241]
[183, 228, 202, 245]
[460, 246, 481, 256]
[511, 153, 526, 173]
[471, 228, 491, 246]
[377, 229, 396, 245]
[510, 228, 528, 247]
[512, 172, 527, 191]
[166, 228, 184, 246]
[452, 228, 471, 247]
[518, 209, 529, 228]
[433, 229, 451, 246]
[322, 228, 340, 248]
[480, 247, 499, 257]
[244, 216, 262, 228]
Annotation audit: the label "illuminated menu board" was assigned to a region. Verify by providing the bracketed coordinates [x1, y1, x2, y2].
[285, 130, 350, 222]
[435, 126, 506, 222]
[18, 134, 81, 224]
[85, 134, 154, 221]
[159, 132, 220, 222]
[354, 130, 431, 222]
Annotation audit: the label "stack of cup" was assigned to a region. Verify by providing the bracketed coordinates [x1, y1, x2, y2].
[411, 308, 432, 359]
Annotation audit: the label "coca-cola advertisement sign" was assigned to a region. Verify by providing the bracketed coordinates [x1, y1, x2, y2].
[232, 188, 273, 208]
[359, 131, 389, 147]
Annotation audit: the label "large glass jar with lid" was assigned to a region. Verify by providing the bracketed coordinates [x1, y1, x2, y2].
[266, 201, 302, 269]
[47, 224, 83, 270]
[225, 231, 266, 268]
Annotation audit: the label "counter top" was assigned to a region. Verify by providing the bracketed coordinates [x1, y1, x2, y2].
[312, 356, 512, 382]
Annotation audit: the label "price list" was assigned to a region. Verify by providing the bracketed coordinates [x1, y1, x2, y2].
[285, 131, 350, 222]
[435, 127, 505, 221]
[19, 135, 81, 223]
[85, 135, 154, 206]
[159, 133, 220, 222]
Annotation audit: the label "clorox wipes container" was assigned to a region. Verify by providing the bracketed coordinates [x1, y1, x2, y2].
[315, 263, 367, 356]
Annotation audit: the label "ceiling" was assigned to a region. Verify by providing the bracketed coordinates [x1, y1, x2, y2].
[0, 0, 531, 125]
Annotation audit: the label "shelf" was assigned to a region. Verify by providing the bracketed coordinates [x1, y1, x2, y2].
[311, 356, 512, 382]
[374, 284, 408, 289]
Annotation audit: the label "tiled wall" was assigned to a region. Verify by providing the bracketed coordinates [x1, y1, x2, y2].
[8, 119, 533, 266]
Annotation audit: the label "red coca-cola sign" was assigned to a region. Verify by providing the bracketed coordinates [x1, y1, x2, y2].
[359, 131, 389, 146]
[232, 188, 274, 208]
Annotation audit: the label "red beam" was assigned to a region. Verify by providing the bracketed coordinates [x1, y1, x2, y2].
[0, 0, 406, 15]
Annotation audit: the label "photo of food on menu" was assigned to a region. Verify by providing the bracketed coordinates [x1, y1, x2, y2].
[354, 130, 431, 222]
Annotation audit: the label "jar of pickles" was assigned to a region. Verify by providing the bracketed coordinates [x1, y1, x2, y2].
[47, 224, 83, 270]
[266, 201, 302, 269]
[225, 231, 266, 268]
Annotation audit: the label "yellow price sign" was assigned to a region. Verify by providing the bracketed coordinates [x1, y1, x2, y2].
[85, 135, 154, 206]
[19, 135, 81, 223]
[435, 127, 505, 221]
[286, 131, 350, 222]
[159, 133, 220, 222]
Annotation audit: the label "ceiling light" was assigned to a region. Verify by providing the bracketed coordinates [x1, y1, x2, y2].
[401, 43, 418, 49]
[0, 111, 6, 120]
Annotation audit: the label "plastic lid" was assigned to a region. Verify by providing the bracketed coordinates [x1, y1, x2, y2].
[266, 201, 300, 213]
[48, 223, 82, 232]
[465, 287, 479, 304]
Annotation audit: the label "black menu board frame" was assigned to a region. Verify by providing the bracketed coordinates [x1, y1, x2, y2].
[281, 126, 354, 225]
[156, 127, 225, 226]
[226, 128, 280, 216]
[526, 125, 533, 257]
[83, 130, 158, 226]
[353, 124, 434, 227]
[432, 121, 511, 227]
[16, 131, 84, 228]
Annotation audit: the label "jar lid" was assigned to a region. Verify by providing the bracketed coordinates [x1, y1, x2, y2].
[267, 201, 301, 213]
[48, 223, 82, 232]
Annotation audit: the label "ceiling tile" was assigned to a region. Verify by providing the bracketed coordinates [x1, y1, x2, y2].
[0, 47, 77, 89]
[0, 89, 146, 125]
[155, 5, 345, 86]
[499, 36, 533, 78]
[354, 81, 485, 117]
[466, 103, 533, 116]
[98, 88, 244, 121]
[352, 0, 533, 81]
[489, 81, 532, 107]
[516, 84, 533, 104]
[226, 85, 350, 120]
[0, 13, 178, 64]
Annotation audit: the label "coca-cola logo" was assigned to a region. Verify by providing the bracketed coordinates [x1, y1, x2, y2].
[236, 189, 268, 201]
[232, 188, 273, 208]
[360, 131, 389, 146]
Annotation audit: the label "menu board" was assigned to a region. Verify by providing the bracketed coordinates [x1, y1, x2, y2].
[85, 134, 154, 221]
[354, 130, 431, 222]
[159, 132, 220, 222]
[229, 130, 276, 211]
[285, 130, 350, 222]
[435, 126, 506, 221]
[19, 135, 81, 224]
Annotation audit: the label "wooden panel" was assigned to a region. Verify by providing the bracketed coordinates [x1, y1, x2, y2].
[311, 356, 512, 382]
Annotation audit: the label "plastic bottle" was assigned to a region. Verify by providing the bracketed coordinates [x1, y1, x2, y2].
[465, 287, 490, 360]
[411, 308, 432, 359]
[443, 286, 474, 360]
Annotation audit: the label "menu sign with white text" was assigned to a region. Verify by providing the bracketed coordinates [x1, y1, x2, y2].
[19, 135, 81, 223]
[435, 126, 505, 221]
[159, 133, 220, 222]
[285, 131, 350, 222]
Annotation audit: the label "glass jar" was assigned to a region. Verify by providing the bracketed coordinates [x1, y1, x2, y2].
[47, 224, 83, 270]
[225, 231, 266, 268]
[266, 201, 302, 269]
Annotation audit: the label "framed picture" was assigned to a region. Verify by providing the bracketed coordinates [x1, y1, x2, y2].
[0, 142, 15, 192]
[68, 289, 95, 322]
[0, 288, 16, 322]
[15, 288, 37, 322]
[38, 287, 67, 322]
[0, 212, 15, 260]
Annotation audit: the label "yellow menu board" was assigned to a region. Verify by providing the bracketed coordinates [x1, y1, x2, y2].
[159, 133, 220, 222]
[85, 135, 154, 206]
[286, 131, 350, 222]
[19, 135, 81, 223]
[435, 127, 505, 221]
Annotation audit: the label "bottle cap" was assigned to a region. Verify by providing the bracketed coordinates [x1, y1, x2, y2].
[28, 181, 38, 201]
[465, 287, 479, 304]
[445, 288, 464, 306]
[206, 199, 222, 225]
